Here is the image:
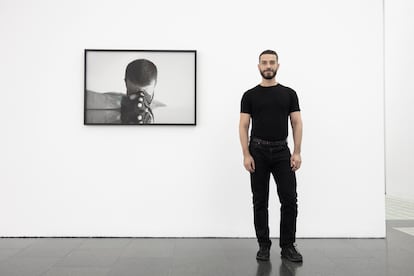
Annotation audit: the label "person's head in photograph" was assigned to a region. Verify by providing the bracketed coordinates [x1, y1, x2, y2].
[121, 58, 158, 124]
[124, 59, 158, 104]
[258, 49, 279, 80]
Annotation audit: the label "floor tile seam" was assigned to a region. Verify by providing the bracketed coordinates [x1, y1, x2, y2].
[124, 242, 176, 252]
[0, 247, 41, 264]
[44, 265, 114, 270]
[307, 254, 338, 266]
[107, 259, 175, 275]
[118, 251, 175, 258]
[0, 256, 63, 276]
[0, 247, 27, 261]
[168, 261, 232, 273]
[327, 259, 387, 269]
[166, 265, 203, 276]
[38, 262, 60, 276]
[25, 239, 85, 253]
[53, 260, 119, 269]
[76, 245, 131, 251]
[0, 255, 66, 260]
[57, 248, 127, 262]
[15, 244, 79, 250]
[40, 267, 112, 276]
[10, 240, 39, 254]
[20, 244, 85, 250]
[0, 245, 37, 251]
[45, 242, 88, 271]
[108, 240, 137, 269]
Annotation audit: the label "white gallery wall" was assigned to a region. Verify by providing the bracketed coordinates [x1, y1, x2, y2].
[385, 0, 414, 200]
[0, 0, 385, 237]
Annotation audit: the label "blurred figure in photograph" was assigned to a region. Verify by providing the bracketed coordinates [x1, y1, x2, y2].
[85, 58, 165, 124]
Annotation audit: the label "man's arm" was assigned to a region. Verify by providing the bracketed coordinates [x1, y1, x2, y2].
[239, 113, 255, 173]
[290, 111, 303, 171]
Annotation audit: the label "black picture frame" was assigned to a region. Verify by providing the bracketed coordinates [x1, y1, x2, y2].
[84, 49, 197, 125]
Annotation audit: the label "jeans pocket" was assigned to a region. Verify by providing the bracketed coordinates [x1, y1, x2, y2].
[249, 141, 260, 150]
[249, 142, 265, 156]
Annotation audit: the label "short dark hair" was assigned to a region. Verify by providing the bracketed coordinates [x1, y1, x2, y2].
[125, 59, 157, 86]
[259, 50, 278, 61]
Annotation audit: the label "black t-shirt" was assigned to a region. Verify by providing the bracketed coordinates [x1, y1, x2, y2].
[241, 84, 300, 141]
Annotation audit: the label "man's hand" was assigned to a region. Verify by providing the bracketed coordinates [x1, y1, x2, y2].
[290, 153, 302, 171]
[244, 154, 255, 173]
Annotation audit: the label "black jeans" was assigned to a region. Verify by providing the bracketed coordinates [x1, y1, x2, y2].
[249, 139, 298, 248]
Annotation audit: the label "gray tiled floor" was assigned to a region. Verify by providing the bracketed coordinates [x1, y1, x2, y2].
[0, 222, 414, 276]
[1, 197, 414, 275]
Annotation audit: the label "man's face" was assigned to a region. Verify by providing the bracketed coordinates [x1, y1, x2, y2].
[258, 54, 279, 80]
[125, 79, 156, 103]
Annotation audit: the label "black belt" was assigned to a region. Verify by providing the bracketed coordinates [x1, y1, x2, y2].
[251, 137, 287, 146]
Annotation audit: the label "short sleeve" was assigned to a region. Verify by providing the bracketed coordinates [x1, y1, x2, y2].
[289, 90, 301, 113]
[241, 92, 252, 114]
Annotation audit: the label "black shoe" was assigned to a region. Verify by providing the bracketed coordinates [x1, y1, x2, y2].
[281, 245, 303, 262]
[256, 245, 270, 261]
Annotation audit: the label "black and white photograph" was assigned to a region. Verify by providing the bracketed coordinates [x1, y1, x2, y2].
[84, 49, 196, 125]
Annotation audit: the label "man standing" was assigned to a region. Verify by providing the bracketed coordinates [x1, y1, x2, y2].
[239, 50, 303, 262]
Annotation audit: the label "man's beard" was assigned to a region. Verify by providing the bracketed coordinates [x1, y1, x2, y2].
[260, 69, 277, 80]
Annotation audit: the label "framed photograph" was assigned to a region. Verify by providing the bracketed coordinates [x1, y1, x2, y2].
[84, 49, 196, 125]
